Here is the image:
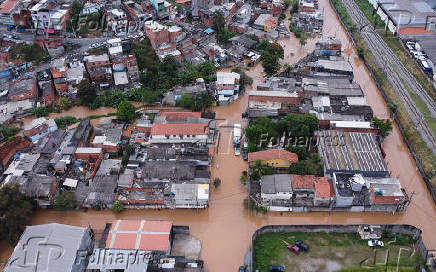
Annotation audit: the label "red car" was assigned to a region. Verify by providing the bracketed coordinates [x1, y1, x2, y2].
[287, 244, 300, 254]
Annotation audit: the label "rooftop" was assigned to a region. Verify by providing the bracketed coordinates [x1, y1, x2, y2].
[105, 220, 172, 251]
[4, 223, 91, 272]
[151, 123, 209, 136]
[317, 130, 388, 177]
[248, 149, 298, 163]
[261, 174, 292, 194]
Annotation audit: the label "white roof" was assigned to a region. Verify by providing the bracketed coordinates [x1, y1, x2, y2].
[109, 45, 123, 56]
[312, 96, 330, 107]
[197, 184, 209, 200]
[84, 53, 109, 62]
[114, 71, 129, 85]
[331, 121, 371, 128]
[92, 135, 106, 144]
[63, 178, 78, 188]
[248, 90, 298, 97]
[347, 96, 368, 106]
[75, 147, 102, 154]
[216, 72, 240, 85]
[107, 38, 122, 44]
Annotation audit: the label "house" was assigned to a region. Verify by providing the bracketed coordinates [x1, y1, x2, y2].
[50, 57, 68, 96]
[0, 0, 20, 27]
[260, 174, 293, 210]
[106, 8, 129, 36]
[66, 59, 86, 98]
[8, 77, 37, 102]
[314, 177, 335, 207]
[171, 183, 210, 208]
[331, 173, 406, 212]
[23, 117, 58, 143]
[105, 220, 173, 254]
[0, 136, 31, 174]
[291, 174, 329, 207]
[317, 130, 389, 177]
[229, 35, 257, 49]
[82, 175, 118, 208]
[248, 149, 298, 169]
[154, 111, 202, 123]
[84, 54, 113, 85]
[254, 14, 278, 31]
[3, 175, 57, 206]
[150, 123, 210, 144]
[247, 91, 300, 117]
[4, 223, 94, 272]
[92, 118, 123, 153]
[162, 79, 208, 106]
[74, 147, 103, 161]
[216, 71, 240, 106]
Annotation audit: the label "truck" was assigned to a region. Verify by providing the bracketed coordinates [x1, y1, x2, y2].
[233, 124, 241, 146]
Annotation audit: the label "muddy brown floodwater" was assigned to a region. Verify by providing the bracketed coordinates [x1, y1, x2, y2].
[2, 0, 436, 270]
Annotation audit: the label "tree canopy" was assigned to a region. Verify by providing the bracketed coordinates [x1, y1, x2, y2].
[245, 117, 278, 151]
[52, 191, 76, 211]
[212, 11, 236, 44]
[77, 80, 97, 108]
[278, 113, 319, 138]
[116, 100, 136, 122]
[178, 93, 214, 112]
[257, 40, 284, 77]
[0, 184, 35, 244]
[372, 116, 393, 137]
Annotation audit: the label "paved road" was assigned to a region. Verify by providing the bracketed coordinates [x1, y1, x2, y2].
[341, 0, 436, 155]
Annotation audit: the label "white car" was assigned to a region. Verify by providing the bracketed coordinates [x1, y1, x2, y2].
[368, 240, 384, 247]
[234, 146, 241, 156]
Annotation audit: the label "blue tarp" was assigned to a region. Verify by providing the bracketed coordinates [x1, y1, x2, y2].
[204, 28, 214, 34]
[0, 70, 11, 79]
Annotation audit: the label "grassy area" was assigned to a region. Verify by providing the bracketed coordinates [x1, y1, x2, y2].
[10, 43, 50, 65]
[330, 0, 436, 182]
[378, 30, 436, 103]
[253, 231, 425, 272]
[354, 0, 385, 29]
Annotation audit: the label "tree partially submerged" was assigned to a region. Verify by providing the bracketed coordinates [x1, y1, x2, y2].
[116, 100, 136, 122]
[0, 184, 35, 244]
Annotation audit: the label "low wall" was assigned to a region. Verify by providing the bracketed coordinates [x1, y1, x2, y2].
[251, 224, 434, 271]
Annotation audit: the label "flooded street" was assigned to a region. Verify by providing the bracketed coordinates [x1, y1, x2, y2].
[1, 0, 436, 270]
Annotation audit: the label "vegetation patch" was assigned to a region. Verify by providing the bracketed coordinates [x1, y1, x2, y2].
[253, 231, 424, 272]
[11, 43, 50, 65]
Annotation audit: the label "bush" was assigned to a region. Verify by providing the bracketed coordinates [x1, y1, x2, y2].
[55, 116, 79, 129]
[32, 106, 50, 117]
[357, 45, 365, 59]
[213, 178, 222, 188]
[112, 200, 123, 213]
[0, 125, 20, 141]
[52, 191, 76, 211]
[372, 116, 393, 137]
[116, 100, 136, 122]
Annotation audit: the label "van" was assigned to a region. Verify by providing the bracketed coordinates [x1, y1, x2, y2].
[421, 60, 432, 72]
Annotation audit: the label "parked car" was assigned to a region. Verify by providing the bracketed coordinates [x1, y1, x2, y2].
[287, 244, 300, 254]
[234, 146, 241, 156]
[269, 265, 285, 272]
[243, 152, 248, 161]
[406, 41, 415, 51]
[295, 240, 309, 252]
[238, 266, 245, 272]
[368, 240, 384, 247]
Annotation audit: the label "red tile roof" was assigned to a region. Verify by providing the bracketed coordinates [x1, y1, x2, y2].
[314, 177, 334, 198]
[291, 174, 317, 189]
[151, 123, 209, 136]
[159, 111, 201, 121]
[105, 220, 172, 251]
[248, 149, 298, 163]
[0, 0, 18, 14]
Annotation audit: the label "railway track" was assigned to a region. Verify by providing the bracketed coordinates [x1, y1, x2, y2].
[340, 0, 436, 152]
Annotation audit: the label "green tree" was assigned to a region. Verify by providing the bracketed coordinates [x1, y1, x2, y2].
[52, 191, 76, 211]
[213, 178, 222, 188]
[77, 80, 97, 107]
[178, 93, 195, 109]
[277, 113, 319, 137]
[198, 61, 216, 82]
[112, 200, 123, 213]
[59, 97, 72, 110]
[285, 146, 308, 160]
[31, 106, 49, 117]
[240, 171, 249, 184]
[0, 184, 35, 244]
[289, 153, 323, 176]
[212, 11, 235, 44]
[257, 40, 284, 77]
[55, 116, 79, 129]
[186, 9, 193, 23]
[250, 160, 274, 181]
[372, 117, 393, 137]
[299, 32, 308, 46]
[0, 125, 20, 141]
[245, 117, 278, 148]
[122, 144, 135, 166]
[116, 100, 136, 122]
